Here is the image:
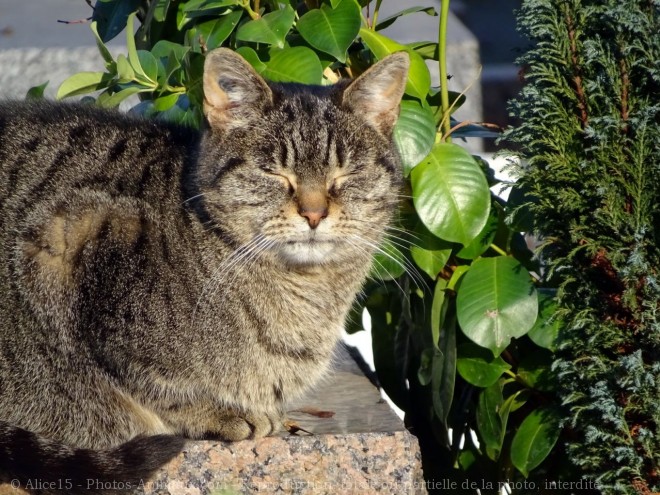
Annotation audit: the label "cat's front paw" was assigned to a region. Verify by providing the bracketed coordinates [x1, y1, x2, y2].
[209, 410, 283, 441]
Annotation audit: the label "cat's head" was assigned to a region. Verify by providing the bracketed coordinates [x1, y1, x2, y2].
[195, 48, 409, 267]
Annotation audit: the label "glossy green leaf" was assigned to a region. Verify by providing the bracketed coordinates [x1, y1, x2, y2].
[235, 47, 268, 73]
[26, 81, 48, 100]
[528, 289, 561, 351]
[92, 0, 141, 42]
[410, 142, 490, 246]
[511, 407, 562, 477]
[456, 209, 499, 259]
[393, 100, 436, 175]
[375, 6, 437, 31]
[90, 21, 115, 67]
[236, 6, 295, 48]
[456, 343, 511, 387]
[153, 93, 181, 112]
[152, 0, 171, 22]
[408, 41, 438, 60]
[297, 0, 360, 63]
[409, 222, 452, 280]
[116, 55, 135, 83]
[262, 47, 323, 85]
[137, 51, 159, 83]
[196, 9, 243, 50]
[432, 318, 456, 424]
[431, 279, 448, 348]
[410, 246, 450, 280]
[359, 28, 431, 99]
[183, 0, 238, 16]
[151, 40, 190, 61]
[368, 288, 407, 410]
[56, 72, 112, 99]
[456, 256, 538, 356]
[97, 86, 150, 108]
[370, 238, 406, 281]
[476, 381, 504, 461]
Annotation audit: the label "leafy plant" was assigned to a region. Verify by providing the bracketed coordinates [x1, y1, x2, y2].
[504, 0, 660, 492]
[56, 0, 570, 489]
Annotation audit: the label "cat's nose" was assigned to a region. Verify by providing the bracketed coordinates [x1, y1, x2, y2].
[298, 206, 328, 229]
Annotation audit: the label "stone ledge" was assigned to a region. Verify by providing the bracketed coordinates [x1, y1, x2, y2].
[0, 345, 425, 495]
[147, 431, 423, 495]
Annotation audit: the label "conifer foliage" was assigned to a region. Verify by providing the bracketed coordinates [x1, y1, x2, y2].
[506, 0, 660, 492]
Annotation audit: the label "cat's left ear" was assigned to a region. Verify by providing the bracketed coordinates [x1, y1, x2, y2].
[342, 52, 410, 135]
[203, 48, 273, 129]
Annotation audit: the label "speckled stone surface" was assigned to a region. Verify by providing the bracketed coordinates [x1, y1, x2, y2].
[142, 345, 425, 494]
[0, 346, 425, 495]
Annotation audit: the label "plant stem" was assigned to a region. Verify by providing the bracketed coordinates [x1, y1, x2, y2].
[490, 244, 508, 257]
[438, 0, 451, 143]
[242, 0, 260, 19]
[372, 0, 383, 30]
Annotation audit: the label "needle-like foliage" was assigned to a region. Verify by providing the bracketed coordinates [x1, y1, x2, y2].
[505, 0, 660, 491]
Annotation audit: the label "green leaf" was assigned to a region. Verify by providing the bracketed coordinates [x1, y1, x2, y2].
[432, 318, 456, 424]
[183, 0, 238, 16]
[235, 47, 268, 72]
[116, 55, 135, 83]
[408, 41, 438, 60]
[410, 142, 490, 246]
[137, 51, 159, 83]
[457, 343, 511, 387]
[528, 289, 561, 351]
[297, 0, 361, 63]
[262, 47, 323, 85]
[476, 381, 504, 461]
[153, 93, 181, 112]
[430, 279, 448, 348]
[26, 81, 48, 100]
[375, 6, 437, 31]
[151, 40, 190, 61]
[393, 100, 436, 175]
[56, 72, 113, 99]
[92, 0, 141, 42]
[96, 86, 150, 108]
[456, 209, 499, 259]
[511, 407, 562, 477]
[410, 246, 450, 280]
[152, 0, 171, 22]
[196, 9, 243, 50]
[359, 28, 431, 99]
[409, 221, 452, 280]
[456, 256, 538, 356]
[368, 288, 407, 410]
[236, 6, 295, 48]
[90, 21, 115, 67]
[370, 238, 406, 281]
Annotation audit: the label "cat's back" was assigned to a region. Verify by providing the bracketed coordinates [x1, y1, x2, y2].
[0, 100, 198, 213]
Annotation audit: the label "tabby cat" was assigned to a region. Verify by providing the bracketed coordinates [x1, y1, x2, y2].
[0, 48, 409, 488]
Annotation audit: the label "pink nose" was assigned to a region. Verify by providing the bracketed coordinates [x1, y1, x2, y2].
[298, 207, 328, 229]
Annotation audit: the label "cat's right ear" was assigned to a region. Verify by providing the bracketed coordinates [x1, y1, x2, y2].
[203, 48, 273, 129]
[342, 51, 410, 135]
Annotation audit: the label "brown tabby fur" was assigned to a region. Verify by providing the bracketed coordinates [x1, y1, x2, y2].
[0, 48, 409, 488]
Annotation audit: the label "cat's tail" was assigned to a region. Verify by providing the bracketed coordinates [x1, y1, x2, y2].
[0, 421, 184, 493]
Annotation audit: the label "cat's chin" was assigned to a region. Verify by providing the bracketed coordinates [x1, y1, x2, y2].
[275, 240, 341, 266]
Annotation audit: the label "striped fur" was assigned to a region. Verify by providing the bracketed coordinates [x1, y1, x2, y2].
[0, 49, 409, 487]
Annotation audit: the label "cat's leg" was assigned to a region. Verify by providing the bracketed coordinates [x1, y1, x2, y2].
[159, 402, 283, 441]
